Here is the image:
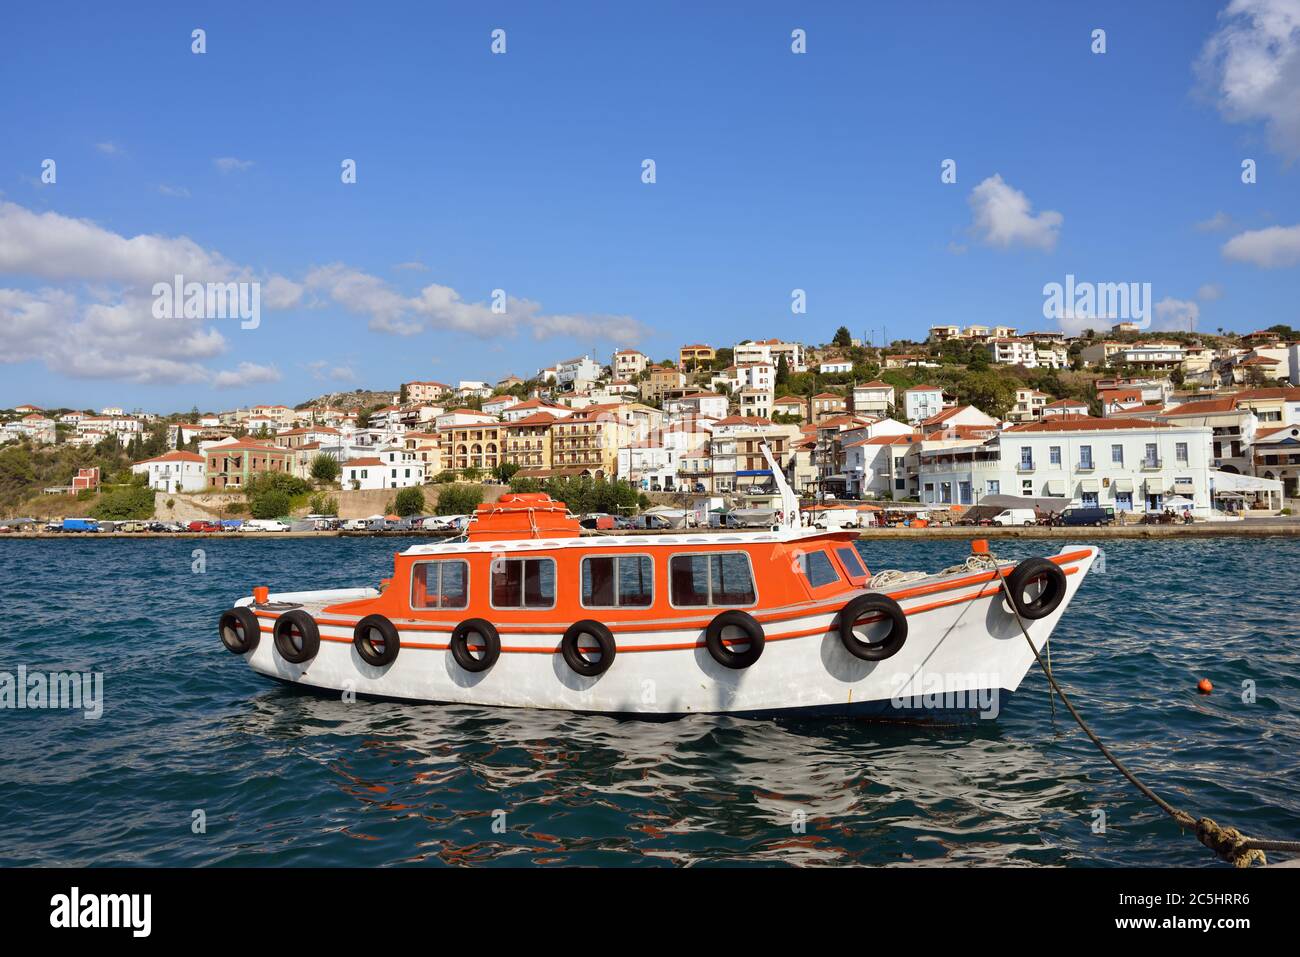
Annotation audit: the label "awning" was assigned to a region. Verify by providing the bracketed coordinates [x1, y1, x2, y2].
[1112, 478, 1134, 492]
[1079, 479, 1100, 493]
[1045, 479, 1065, 495]
[1145, 477, 1170, 493]
[1208, 469, 1282, 494]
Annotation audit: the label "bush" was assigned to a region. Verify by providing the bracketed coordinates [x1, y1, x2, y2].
[249, 488, 291, 519]
[431, 470, 456, 484]
[310, 454, 340, 484]
[435, 483, 483, 516]
[92, 485, 155, 520]
[393, 486, 425, 517]
[244, 471, 310, 499]
[308, 492, 339, 516]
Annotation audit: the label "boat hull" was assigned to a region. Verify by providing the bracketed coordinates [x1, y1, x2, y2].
[233, 546, 1097, 720]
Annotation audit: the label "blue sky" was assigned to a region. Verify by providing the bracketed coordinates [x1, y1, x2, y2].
[2, 0, 1298, 413]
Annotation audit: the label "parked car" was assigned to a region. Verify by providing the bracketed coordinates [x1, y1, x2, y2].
[579, 514, 616, 530]
[187, 520, 222, 532]
[116, 520, 149, 533]
[1057, 506, 1114, 527]
[991, 508, 1037, 527]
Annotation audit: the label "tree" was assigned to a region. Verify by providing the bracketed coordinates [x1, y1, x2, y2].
[308, 492, 338, 515]
[775, 354, 790, 387]
[833, 326, 852, 348]
[92, 486, 155, 520]
[435, 483, 484, 515]
[310, 454, 340, 484]
[393, 486, 425, 516]
[461, 466, 483, 482]
[249, 489, 291, 519]
[492, 462, 520, 484]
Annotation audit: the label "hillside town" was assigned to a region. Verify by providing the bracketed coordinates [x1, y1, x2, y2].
[4, 322, 1300, 523]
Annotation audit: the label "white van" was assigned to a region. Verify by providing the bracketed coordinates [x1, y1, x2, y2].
[991, 508, 1037, 527]
[245, 519, 290, 532]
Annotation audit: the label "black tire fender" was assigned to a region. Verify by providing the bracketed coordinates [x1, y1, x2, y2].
[219, 606, 261, 654]
[450, 618, 501, 673]
[353, 614, 400, 667]
[273, 609, 320, 664]
[1004, 557, 1067, 621]
[838, 593, 908, 661]
[704, 610, 765, 669]
[561, 620, 616, 677]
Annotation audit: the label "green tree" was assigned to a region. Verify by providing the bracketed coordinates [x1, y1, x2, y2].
[249, 488, 291, 519]
[832, 326, 852, 348]
[393, 486, 425, 516]
[435, 483, 484, 515]
[492, 461, 520, 484]
[308, 492, 338, 515]
[310, 454, 340, 484]
[92, 486, 155, 520]
[461, 466, 483, 482]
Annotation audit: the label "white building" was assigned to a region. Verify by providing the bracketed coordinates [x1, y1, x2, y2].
[664, 392, 728, 420]
[132, 450, 207, 492]
[612, 349, 649, 379]
[343, 448, 425, 490]
[555, 356, 603, 391]
[819, 359, 853, 375]
[916, 416, 1213, 514]
[851, 380, 896, 417]
[903, 385, 945, 424]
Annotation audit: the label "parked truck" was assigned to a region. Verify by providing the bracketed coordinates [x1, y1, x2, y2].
[61, 518, 100, 533]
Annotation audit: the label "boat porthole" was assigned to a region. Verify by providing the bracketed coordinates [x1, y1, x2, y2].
[219, 607, 261, 654]
[1004, 558, 1067, 621]
[561, 620, 616, 677]
[450, 618, 501, 673]
[838, 594, 908, 662]
[272, 610, 320, 664]
[704, 611, 765, 669]
[353, 614, 400, 667]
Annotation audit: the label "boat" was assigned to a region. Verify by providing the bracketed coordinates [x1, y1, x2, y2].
[218, 447, 1099, 719]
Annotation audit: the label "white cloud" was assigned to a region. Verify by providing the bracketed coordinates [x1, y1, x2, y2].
[0, 202, 291, 386]
[1195, 211, 1235, 232]
[213, 362, 281, 389]
[393, 261, 428, 272]
[1198, 0, 1300, 162]
[1153, 297, 1200, 331]
[306, 359, 357, 383]
[213, 157, 254, 173]
[305, 263, 649, 343]
[1222, 223, 1300, 266]
[1197, 282, 1225, 300]
[158, 184, 190, 198]
[95, 142, 123, 156]
[967, 174, 1062, 251]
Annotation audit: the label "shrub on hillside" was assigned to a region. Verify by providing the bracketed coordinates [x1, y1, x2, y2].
[249, 489, 291, 519]
[310, 454, 340, 484]
[92, 485, 155, 520]
[393, 486, 425, 517]
[308, 492, 338, 516]
[435, 484, 483, 516]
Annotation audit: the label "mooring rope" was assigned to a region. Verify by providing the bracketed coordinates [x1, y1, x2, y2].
[996, 569, 1300, 867]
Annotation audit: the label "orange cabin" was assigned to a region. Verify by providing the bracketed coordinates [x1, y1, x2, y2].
[321, 494, 872, 630]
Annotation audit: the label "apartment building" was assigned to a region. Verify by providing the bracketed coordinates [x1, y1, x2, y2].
[612, 349, 649, 379]
[502, 412, 557, 474]
[440, 421, 503, 474]
[132, 450, 206, 493]
[204, 442, 296, 489]
[678, 344, 715, 370]
[916, 416, 1213, 514]
[903, 385, 945, 424]
[555, 355, 603, 390]
[851, 381, 895, 417]
[1008, 388, 1050, 423]
[343, 448, 425, 490]
[550, 410, 631, 478]
[404, 381, 451, 403]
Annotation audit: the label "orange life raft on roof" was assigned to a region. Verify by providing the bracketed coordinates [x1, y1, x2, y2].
[466, 493, 582, 541]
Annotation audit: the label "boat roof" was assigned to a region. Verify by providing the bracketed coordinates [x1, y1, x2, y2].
[401, 525, 850, 556]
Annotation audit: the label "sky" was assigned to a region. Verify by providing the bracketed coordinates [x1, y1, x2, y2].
[2, 0, 1299, 414]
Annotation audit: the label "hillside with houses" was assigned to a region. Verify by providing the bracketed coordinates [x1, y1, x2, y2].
[2, 321, 1299, 521]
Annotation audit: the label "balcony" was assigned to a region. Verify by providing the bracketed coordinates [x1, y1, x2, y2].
[1141, 458, 1162, 470]
[1016, 460, 1035, 473]
[1076, 462, 1095, 472]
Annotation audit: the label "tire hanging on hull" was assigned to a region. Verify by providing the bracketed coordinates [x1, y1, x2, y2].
[219, 607, 261, 654]
[838, 593, 908, 661]
[1004, 558, 1067, 620]
[273, 610, 320, 664]
[449, 618, 501, 673]
[353, 615, 400, 667]
[561, 620, 616, 677]
[704, 611, 765, 669]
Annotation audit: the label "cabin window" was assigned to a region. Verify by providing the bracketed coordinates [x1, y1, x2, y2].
[411, 560, 469, 609]
[799, 550, 840, 588]
[669, 553, 757, 607]
[581, 555, 653, 608]
[835, 546, 867, 579]
[490, 557, 556, 609]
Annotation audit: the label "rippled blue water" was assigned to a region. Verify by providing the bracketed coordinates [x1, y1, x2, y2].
[1, 536, 1297, 866]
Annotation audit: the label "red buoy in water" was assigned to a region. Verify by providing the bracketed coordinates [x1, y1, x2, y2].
[1197, 678, 1213, 695]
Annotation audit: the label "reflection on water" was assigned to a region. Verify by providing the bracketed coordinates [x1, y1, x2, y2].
[0, 536, 1297, 866]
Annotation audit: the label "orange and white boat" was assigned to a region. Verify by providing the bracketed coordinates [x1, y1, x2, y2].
[218, 452, 1098, 719]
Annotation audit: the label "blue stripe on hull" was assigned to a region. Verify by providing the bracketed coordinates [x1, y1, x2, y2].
[262, 674, 1017, 723]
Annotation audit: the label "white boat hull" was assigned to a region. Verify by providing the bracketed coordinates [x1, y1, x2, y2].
[233, 546, 1097, 720]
